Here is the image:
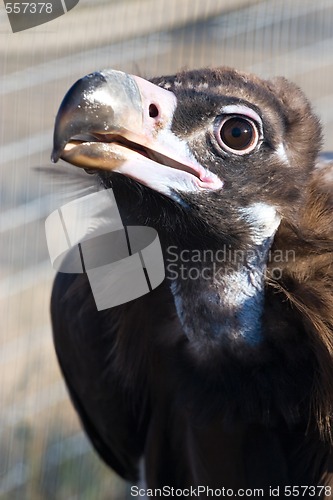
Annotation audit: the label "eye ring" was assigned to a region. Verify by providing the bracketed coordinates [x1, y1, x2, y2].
[215, 115, 260, 155]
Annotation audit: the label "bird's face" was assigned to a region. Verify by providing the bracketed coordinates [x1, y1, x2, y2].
[52, 67, 321, 249]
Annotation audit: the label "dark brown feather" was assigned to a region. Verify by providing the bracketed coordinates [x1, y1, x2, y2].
[268, 161, 333, 441]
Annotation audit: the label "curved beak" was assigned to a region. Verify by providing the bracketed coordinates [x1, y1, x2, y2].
[52, 69, 223, 198]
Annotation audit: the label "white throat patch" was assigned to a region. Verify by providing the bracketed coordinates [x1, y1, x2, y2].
[239, 202, 281, 245]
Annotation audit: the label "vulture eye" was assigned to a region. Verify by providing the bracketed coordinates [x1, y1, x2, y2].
[216, 115, 260, 155]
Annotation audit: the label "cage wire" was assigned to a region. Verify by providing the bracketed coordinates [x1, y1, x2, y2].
[0, 0, 332, 498]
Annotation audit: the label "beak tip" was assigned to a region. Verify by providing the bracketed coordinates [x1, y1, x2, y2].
[51, 150, 60, 163]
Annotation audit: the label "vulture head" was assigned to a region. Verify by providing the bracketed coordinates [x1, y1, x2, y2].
[51, 67, 333, 492]
[52, 68, 320, 224]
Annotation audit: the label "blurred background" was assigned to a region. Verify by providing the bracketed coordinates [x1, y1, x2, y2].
[0, 0, 333, 498]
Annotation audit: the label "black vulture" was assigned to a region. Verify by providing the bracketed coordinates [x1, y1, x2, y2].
[50, 67, 333, 498]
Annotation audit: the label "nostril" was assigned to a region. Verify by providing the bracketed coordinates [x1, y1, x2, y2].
[149, 104, 159, 118]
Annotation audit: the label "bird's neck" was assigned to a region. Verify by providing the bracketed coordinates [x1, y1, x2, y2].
[166, 204, 281, 355]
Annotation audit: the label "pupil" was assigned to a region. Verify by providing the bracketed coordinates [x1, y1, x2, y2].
[232, 127, 242, 138]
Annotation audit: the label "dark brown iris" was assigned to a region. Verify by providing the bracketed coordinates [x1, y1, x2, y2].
[219, 117, 256, 151]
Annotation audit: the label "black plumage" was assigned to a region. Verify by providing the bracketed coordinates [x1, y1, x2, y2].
[51, 67, 333, 497]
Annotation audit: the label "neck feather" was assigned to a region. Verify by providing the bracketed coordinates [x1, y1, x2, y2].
[167, 203, 281, 354]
